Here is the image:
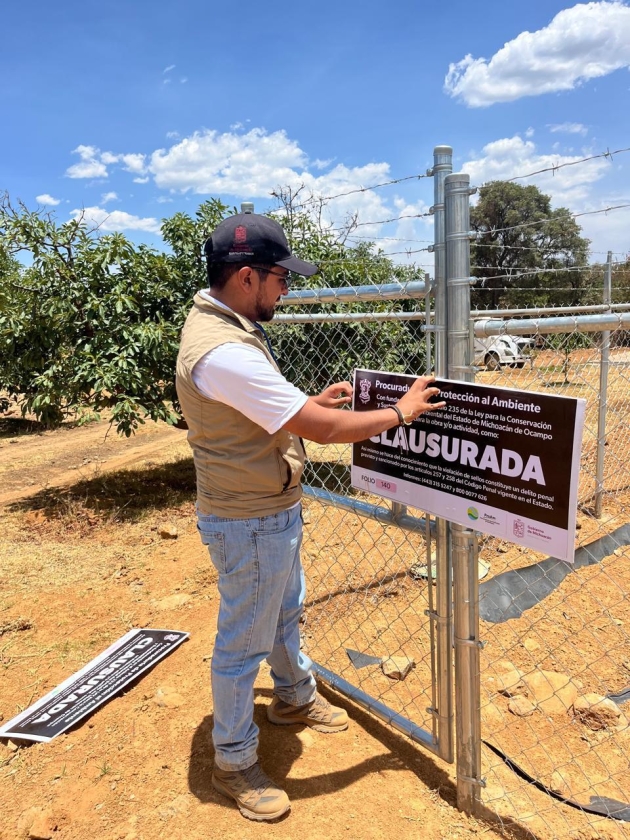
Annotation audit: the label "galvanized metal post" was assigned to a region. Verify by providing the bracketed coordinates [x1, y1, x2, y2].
[595, 252, 612, 518]
[430, 146, 454, 763]
[432, 146, 452, 376]
[425, 274, 432, 375]
[445, 172, 482, 813]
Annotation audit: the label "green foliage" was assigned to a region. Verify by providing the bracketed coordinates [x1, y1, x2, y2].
[0, 196, 228, 434]
[471, 181, 590, 310]
[267, 190, 427, 392]
[0, 192, 427, 434]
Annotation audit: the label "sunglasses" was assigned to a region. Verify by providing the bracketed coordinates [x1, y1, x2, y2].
[250, 265, 294, 288]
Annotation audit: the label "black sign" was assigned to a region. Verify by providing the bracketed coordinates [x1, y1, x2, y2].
[351, 371, 585, 561]
[0, 628, 188, 742]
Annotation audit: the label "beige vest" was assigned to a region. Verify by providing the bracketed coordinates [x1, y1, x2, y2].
[176, 294, 305, 517]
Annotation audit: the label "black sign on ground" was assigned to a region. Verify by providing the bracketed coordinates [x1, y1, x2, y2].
[0, 628, 189, 742]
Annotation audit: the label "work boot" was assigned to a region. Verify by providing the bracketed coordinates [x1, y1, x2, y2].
[212, 762, 290, 821]
[267, 692, 349, 733]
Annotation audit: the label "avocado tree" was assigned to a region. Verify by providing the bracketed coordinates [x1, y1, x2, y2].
[0, 192, 426, 434]
[0, 196, 228, 434]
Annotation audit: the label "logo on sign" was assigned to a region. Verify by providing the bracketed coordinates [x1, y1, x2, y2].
[513, 519, 525, 538]
[467, 507, 479, 521]
[359, 379, 372, 404]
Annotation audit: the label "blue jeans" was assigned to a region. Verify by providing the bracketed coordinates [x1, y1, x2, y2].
[197, 503, 316, 771]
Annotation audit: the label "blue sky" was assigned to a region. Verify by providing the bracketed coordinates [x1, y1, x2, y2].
[2, 0, 630, 271]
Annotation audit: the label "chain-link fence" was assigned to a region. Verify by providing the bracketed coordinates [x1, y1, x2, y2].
[268, 286, 453, 760]
[270, 297, 630, 839]
[470, 316, 630, 837]
[266, 147, 630, 838]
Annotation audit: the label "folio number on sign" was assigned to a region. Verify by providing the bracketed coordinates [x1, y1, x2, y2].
[362, 475, 396, 492]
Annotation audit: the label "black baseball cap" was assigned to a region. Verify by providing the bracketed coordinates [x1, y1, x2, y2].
[204, 212, 319, 277]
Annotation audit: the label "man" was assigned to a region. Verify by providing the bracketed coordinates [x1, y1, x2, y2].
[176, 210, 444, 822]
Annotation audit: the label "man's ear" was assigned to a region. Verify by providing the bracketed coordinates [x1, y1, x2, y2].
[236, 265, 255, 291]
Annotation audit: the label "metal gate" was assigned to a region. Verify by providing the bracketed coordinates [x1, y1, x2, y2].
[268, 275, 453, 763]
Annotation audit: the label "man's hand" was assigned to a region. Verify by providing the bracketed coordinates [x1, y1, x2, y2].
[283, 375, 444, 445]
[396, 375, 445, 422]
[312, 381, 353, 409]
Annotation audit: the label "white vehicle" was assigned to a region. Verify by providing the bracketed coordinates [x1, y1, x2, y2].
[473, 335, 530, 370]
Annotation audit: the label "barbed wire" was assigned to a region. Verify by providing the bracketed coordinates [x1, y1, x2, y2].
[471, 265, 599, 283]
[481, 202, 630, 236]
[329, 211, 434, 234]
[317, 246, 432, 265]
[346, 235, 435, 244]
[501, 146, 630, 184]
[346, 235, 628, 261]
[267, 151, 630, 270]
[327, 200, 627, 250]
[472, 242, 627, 257]
[273, 173, 432, 212]
[281, 147, 630, 214]
[471, 286, 625, 293]
[279, 146, 630, 219]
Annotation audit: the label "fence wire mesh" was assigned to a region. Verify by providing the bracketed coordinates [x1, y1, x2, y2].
[469, 319, 630, 838]
[267, 310, 442, 745]
[271, 293, 630, 837]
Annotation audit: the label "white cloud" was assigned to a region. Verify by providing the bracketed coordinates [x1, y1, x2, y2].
[462, 134, 610, 204]
[101, 191, 118, 204]
[119, 153, 147, 174]
[146, 127, 402, 236]
[163, 64, 175, 74]
[573, 196, 630, 257]
[180, 77, 188, 84]
[63, 127, 437, 265]
[156, 196, 173, 203]
[444, 1, 630, 107]
[70, 206, 161, 234]
[166, 131, 180, 139]
[549, 122, 589, 135]
[149, 128, 308, 194]
[66, 145, 108, 179]
[65, 147, 148, 179]
[36, 193, 61, 205]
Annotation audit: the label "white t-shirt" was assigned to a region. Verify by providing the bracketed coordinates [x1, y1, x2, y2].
[191, 291, 308, 435]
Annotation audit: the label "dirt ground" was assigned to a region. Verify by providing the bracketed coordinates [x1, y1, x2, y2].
[2, 350, 630, 840]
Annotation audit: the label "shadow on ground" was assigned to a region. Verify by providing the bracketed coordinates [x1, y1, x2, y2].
[7, 456, 359, 523]
[188, 685, 542, 839]
[7, 457, 197, 522]
[302, 460, 356, 496]
[0, 416, 56, 439]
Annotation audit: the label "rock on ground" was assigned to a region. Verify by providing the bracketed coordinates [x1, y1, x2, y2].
[572, 693, 627, 731]
[381, 655, 415, 680]
[521, 669, 579, 715]
[16, 806, 57, 839]
[486, 659, 525, 697]
[508, 696, 536, 717]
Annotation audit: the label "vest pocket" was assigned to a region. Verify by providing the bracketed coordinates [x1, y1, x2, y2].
[275, 449, 298, 492]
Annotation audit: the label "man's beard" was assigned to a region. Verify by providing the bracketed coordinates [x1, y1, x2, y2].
[254, 291, 276, 323]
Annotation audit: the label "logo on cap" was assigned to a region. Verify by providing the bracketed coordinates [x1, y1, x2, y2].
[234, 225, 247, 244]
